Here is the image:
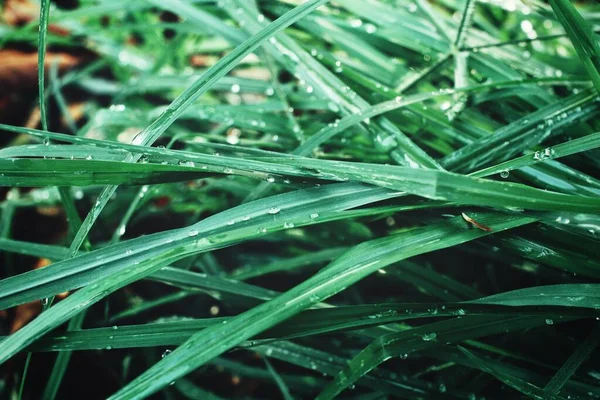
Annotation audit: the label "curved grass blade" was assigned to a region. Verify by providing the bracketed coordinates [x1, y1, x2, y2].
[6, 138, 600, 213]
[549, 0, 600, 94]
[441, 88, 598, 172]
[276, 157, 600, 213]
[459, 346, 554, 400]
[468, 284, 600, 308]
[0, 183, 399, 363]
[226, 0, 442, 172]
[316, 281, 600, 397]
[108, 212, 533, 399]
[544, 322, 600, 397]
[13, 298, 599, 352]
[64, 0, 333, 258]
[316, 315, 559, 399]
[470, 131, 600, 179]
[264, 358, 294, 400]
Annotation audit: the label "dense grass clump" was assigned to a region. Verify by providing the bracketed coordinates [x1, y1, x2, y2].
[1, 0, 600, 398]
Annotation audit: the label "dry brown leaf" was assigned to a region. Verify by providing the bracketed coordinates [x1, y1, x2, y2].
[0, 50, 81, 90]
[9, 258, 69, 333]
[2, 0, 38, 26]
[2, 0, 70, 35]
[10, 301, 41, 333]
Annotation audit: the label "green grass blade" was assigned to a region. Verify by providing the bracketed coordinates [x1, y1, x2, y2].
[41, 310, 87, 400]
[0, 183, 399, 364]
[544, 322, 600, 397]
[549, 0, 600, 94]
[458, 346, 552, 400]
[37, 0, 51, 130]
[63, 0, 333, 259]
[108, 212, 532, 399]
[316, 315, 556, 399]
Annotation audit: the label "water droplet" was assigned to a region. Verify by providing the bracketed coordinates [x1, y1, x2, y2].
[43, 138, 50, 146]
[500, 170, 510, 178]
[284, 222, 295, 229]
[162, 349, 172, 358]
[258, 227, 267, 234]
[41, 298, 49, 306]
[439, 384, 447, 393]
[545, 319, 554, 325]
[268, 207, 280, 215]
[231, 84, 240, 93]
[105, 345, 112, 350]
[223, 168, 233, 174]
[85, 155, 93, 160]
[266, 176, 275, 183]
[421, 333, 437, 341]
[188, 230, 199, 237]
[310, 213, 319, 219]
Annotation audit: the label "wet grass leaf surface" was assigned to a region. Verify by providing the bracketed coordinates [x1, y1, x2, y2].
[0, 0, 599, 399]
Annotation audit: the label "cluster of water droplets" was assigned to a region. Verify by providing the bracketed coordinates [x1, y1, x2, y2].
[533, 147, 554, 161]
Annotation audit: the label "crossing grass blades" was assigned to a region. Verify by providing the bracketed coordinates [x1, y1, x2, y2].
[0, 0, 600, 399]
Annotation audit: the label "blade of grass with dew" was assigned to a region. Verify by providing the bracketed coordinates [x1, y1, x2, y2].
[228, 247, 347, 280]
[549, 0, 600, 94]
[275, 157, 600, 213]
[108, 212, 533, 399]
[0, 183, 401, 362]
[0, 183, 398, 309]
[470, 131, 600, 179]
[108, 291, 194, 323]
[21, 299, 598, 352]
[225, 0, 442, 171]
[4, 139, 600, 213]
[315, 315, 563, 399]
[41, 185, 90, 400]
[254, 341, 435, 398]
[312, 281, 600, 396]
[63, 0, 333, 259]
[149, 267, 278, 302]
[441, 88, 599, 172]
